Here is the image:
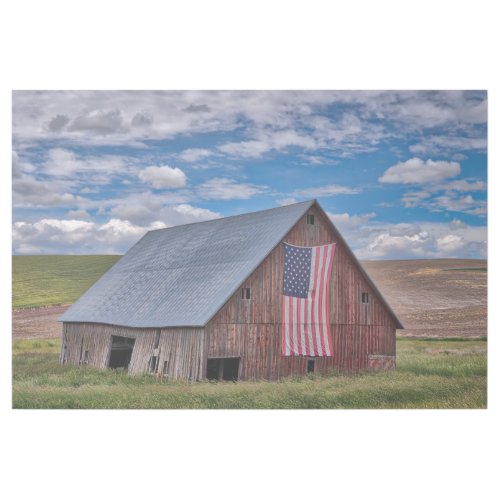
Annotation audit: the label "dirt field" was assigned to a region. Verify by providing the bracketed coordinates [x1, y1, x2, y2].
[12, 259, 487, 339]
[362, 259, 487, 338]
[12, 305, 69, 340]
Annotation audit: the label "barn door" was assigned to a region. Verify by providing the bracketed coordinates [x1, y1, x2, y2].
[206, 358, 240, 381]
[108, 335, 135, 370]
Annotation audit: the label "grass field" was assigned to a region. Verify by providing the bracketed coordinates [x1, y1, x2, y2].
[12, 256, 488, 409]
[12, 255, 121, 308]
[12, 337, 487, 409]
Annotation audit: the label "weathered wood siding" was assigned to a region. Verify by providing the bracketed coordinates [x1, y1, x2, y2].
[206, 205, 397, 379]
[62, 323, 205, 380]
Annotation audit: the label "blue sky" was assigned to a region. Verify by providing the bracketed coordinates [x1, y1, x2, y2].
[12, 90, 487, 259]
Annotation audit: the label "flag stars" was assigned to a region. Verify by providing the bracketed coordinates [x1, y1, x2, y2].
[283, 243, 312, 298]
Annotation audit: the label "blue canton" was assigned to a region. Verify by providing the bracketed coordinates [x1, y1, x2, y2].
[283, 243, 312, 298]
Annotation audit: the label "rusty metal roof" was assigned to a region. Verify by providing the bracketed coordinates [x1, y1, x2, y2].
[60, 200, 315, 327]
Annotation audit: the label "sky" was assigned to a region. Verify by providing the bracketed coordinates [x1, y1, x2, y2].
[12, 90, 487, 259]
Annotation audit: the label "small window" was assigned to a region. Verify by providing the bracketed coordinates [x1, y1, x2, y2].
[241, 287, 251, 300]
[148, 356, 158, 374]
[83, 350, 90, 365]
[307, 214, 315, 225]
[307, 359, 315, 373]
[153, 330, 161, 349]
[163, 360, 169, 376]
[362, 292, 369, 303]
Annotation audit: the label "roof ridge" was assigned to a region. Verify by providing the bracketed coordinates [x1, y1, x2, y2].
[147, 199, 316, 234]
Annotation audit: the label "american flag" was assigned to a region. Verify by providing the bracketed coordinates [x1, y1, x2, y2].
[281, 242, 336, 356]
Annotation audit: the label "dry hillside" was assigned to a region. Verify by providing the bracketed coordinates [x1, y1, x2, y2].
[362, 259, 487, 338]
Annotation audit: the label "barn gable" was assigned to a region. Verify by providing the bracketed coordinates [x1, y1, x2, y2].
[208, 201, 402, 329]
[205, 201, 402, 378]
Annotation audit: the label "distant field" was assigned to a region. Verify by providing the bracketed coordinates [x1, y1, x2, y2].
[12, 256, 488, 339]
[362, 258, 487, 338]
[12, 255, 121, 309]
[12, 337, 487, 409]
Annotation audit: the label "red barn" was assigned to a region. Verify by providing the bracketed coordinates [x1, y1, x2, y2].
[60, 200, 402, 380]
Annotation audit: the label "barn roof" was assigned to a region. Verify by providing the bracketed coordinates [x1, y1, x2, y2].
[60, 199, 403, 329]
[60, 200, 316, 328]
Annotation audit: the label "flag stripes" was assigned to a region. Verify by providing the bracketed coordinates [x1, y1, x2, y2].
[281, 243, 336, 356]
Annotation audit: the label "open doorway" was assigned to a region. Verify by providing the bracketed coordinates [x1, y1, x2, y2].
[307, 358, 315, 374]
[108, 335, 135, 369]
[206, 358, 240, 381]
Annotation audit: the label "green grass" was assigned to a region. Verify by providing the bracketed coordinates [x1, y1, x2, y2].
[12, 338, 487, 409]
[12, 255, 121, 308]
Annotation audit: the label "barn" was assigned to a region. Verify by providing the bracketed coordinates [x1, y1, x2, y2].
[59, 199, 403, 380]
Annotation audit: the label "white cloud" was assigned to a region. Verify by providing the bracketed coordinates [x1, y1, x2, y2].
[434, 194, 474, 210]
[138, 165, 187, 189]
[436, 234, 466, 254]
[365, 228, 434, 258]
[131, 112, 153, 128]
[68, 109, 127, 135]
[12, 91, 487, 158]
[46, 114, 70, 132]
[260, 129, 316, 151]
[300, 155, 338, 166]
[110, 199, 163, 226]
[109, 192, 217, 226]
[178, 148, 213, 162]
[13, 173, 80, 208]
[431, 194, 487, 215]
[315, 209, 487, 259]
[218, 140, 273, 158]
[66, 209, 91, 219]
[409, 128, 488, 155]
[172, 204, 221, 220]
[401, 190, 432, 208]
[80, 187, 99, 194]
[405, 191, 486, 216]
[399, 178, 486, 214]
[197, 178, 267, 200]
[328, 211, 376, 229]
[449, 219, 467, 230]
[43, 148, 132, 179]
[352, 221, 487, 260]
[409, 136, 487, 156]
[35, 219, 94, 233]
[440, 179, 486, 192]
[98, 218, 148, 239]
[278, 197, 299, 206]
[13, 218, 149, 254]
[292, 184, 360, 198]
[12, 150, 35, 177]
[379, 158, 460, 184]
[467, 206, 488, 216]
[217, 121, 379, 160]
[12, 206, 222, 254]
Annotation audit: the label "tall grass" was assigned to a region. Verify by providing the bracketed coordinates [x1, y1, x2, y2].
[12, 338, 487, 409]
